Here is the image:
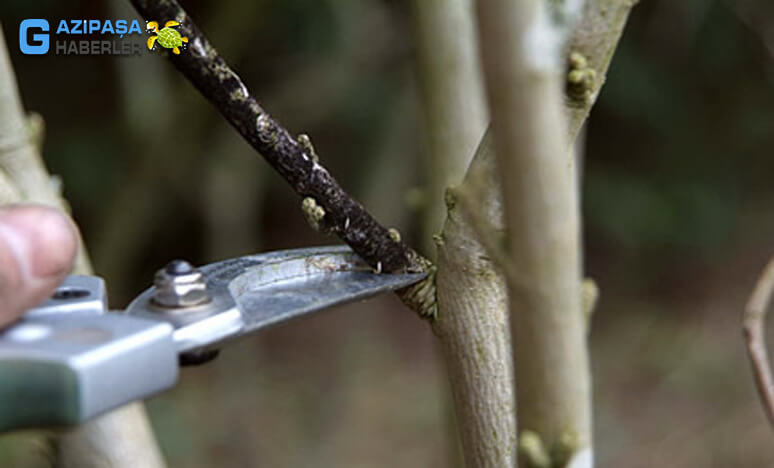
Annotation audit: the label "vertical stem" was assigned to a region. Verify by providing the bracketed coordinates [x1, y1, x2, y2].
[411, 0, 488, 252]
[476, 0, 592, 464]
[0, 25, 91, 275]
[0, 24, 166, 468]
[411, 0, 513, 465]
[55, 404, 166, 468]
[743, 255, 774, 430]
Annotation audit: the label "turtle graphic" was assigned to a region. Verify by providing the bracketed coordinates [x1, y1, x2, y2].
[146, 20, 188, 55]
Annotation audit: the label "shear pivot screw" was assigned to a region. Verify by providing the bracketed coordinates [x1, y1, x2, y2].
[152, 260, 211, 308]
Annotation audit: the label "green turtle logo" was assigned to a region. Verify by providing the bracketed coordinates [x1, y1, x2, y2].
[146, 20, 188, 55]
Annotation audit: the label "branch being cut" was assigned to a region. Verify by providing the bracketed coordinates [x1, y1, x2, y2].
[129, 0, 429, 282]
[743, 254, 774, 430]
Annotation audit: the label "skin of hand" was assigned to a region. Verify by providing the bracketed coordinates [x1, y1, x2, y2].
[0, 205, 78, 328]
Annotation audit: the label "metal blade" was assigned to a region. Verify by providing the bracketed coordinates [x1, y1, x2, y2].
[236, 267, 421, 334]
[126, 246, 425, 354]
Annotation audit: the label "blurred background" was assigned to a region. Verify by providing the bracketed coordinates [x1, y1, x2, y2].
[2, 0, 774, 466]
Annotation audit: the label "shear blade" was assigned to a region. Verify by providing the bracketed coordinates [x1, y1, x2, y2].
[237, 269, 420, 333]
[126, 246, 425, 353]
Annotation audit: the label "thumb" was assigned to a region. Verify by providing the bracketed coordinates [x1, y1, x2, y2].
[0, 205, 78, 328]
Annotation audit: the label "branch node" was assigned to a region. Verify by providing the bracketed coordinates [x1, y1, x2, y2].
[450, 184, 518, 280]
[27, 112, 45, 151]
[518, 430, 551, 468]
[552, 430, 580, 467]
[397, 263, 438, 320]
[565, 51, 597, 104]
[297, 133, 319, 162]
[301, 197, 326, 231]
[255, 113, 280, 148]
[581, 277, 599, 324]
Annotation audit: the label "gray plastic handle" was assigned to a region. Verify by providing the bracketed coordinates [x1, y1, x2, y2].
[0, 276, 178, 432]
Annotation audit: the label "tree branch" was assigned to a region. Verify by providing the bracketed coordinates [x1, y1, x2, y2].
[565, 0, 638, 143]
[743, 254, 774, 430]
[409, 0, 513, 465]
[129, 0, 429, 279]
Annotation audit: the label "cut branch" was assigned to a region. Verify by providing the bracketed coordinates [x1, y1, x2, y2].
[743, 254, 774, 429]
[129, 0, 428, 277]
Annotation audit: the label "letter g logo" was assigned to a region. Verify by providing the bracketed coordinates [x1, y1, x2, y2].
[20, 19, 49, 55]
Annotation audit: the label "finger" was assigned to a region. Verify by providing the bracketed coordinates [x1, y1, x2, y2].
[0, 205, 78, 327]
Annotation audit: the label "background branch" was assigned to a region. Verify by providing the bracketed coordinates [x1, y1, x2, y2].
[411, 0, 488, 255]
[0, 26, 91, 275]
[743, 254, 774, 429]
[0, 24, 165, 468]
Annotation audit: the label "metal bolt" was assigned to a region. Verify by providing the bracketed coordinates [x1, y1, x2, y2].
[165, 259, 194, 275]
[151, 260, 211, 308]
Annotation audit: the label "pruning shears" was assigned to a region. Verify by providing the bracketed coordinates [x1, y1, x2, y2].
[0, 245, 424, 432]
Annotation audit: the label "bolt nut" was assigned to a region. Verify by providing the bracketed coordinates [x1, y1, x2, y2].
[152, 260, 211, 308]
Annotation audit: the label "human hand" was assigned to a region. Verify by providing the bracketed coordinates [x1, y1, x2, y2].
[0, 205, 78, 328]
